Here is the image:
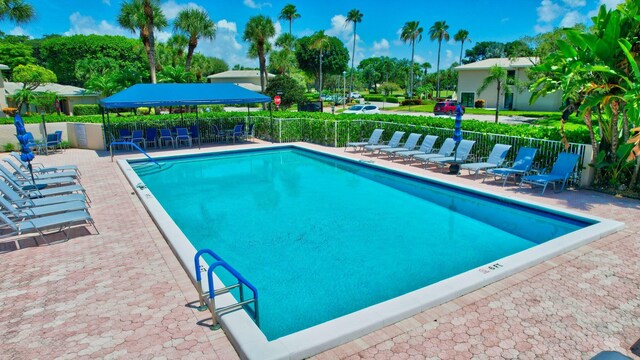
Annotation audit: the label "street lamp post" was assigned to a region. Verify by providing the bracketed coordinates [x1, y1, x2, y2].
[342, 70, 346, 110]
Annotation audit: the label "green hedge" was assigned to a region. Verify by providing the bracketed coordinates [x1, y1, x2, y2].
[363, 95, 400, 103]
[6, 110, 592, 144]
[73, 104, 101, 116]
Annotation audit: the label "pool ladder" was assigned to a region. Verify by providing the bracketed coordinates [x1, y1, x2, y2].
[194, 249, 259, 329]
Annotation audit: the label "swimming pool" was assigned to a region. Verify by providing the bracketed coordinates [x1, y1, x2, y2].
[121, 144, 623, 359]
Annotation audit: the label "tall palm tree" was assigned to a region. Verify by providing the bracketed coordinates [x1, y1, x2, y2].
[454, 29, 471, 65]
[118, 0, 167, 83]
[143, 0, 158, 83]
[428, 20, 450, 99]
[174, 8, 216, 72]
[278, 4, 300, 35]
[400, 21, 423, 99]
[310, 31, 330, 97]
[421, 62, 432, 86]
[243, 15, 276, 95]
[345, 9, 363, 96]
[477, 65, 509, 123]
[272, 33, 297, 75]
[0, 0, 34, 23]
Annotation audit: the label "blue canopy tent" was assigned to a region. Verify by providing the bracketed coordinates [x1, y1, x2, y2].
[99, 83, 273, 149]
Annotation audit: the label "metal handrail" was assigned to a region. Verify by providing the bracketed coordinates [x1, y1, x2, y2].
[110, 141, 161, 167]
[194, 249, 259, 328]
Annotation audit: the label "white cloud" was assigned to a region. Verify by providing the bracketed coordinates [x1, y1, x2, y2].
[501, 17, 510, 23]
[326, 14, 350, 40]
[102, 0, 111, 5]
[372, 38, 390, 56]
[537, 0, 563, 22]
[217, 19, 237, 33]
[559, 11, 584, 27]
[63, 12, 130, 37]
[160, 0, 205, 20]
[598, 0, 623, 8]
[155, 30, 172, 43]
[197, 19, 252, 68]
[414, 55, 426, 64]
[561, 0, 585, 7]
[271, 21, 282, 42]
[243, 0, 272, 9]
[9, 26, 30, 37]
[445, 49, 454, 62]
[534, 23, 554, 33]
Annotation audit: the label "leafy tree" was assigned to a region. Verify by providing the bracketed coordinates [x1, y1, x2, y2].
[269, 33, 297, 75]
[174, 8, 216, 72]
[157, 65, 195, 83]
[345, 9, 363, 94]
[400, 21, 423, 98]
[74, 57, 122, 83]
[504, 40, 534, 58]
[117, 0, 167, 83]
[428, 20, 449, 98]
[0, 0, 34, 24]
[33, 90, 58, 114]
[361, 64, 379, 91]
[85, 75, 118, 98]
[295, 33, 349, 85]
[477, 65, 509, 123]
[11, 88, 35, 113]
[464, 41, 505, 63]
[420, 62, 432, 87]
[453, 29, 471, 64]
[12, 64, 56, 90]
[243, 15, 276, 94]
[0, 41, 35, 71]
[190, 54, 227, 82]
[380, 82, 400, 96]
[41, 35, 147, 86]
[278, 4, 300, 35]
[310, 31, 331, 96]
[264, 75, 305, 110]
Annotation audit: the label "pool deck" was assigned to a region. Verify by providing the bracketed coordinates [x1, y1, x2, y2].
[1, 141, 639, 359]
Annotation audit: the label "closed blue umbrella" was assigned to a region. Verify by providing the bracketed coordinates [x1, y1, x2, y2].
[13, 114, 38, 187]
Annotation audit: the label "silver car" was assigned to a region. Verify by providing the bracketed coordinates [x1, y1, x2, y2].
[343, 104, 380, 114]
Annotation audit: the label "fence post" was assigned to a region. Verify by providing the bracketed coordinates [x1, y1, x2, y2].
[278, 119, 282, 143]
[579, 145, 594, 187]
[334, 121, 338, 148]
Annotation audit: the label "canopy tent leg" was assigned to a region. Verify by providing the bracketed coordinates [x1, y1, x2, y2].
[196, 105, 200, 149]
[106, 111, 112, 151]
[269, 102, 273, 143]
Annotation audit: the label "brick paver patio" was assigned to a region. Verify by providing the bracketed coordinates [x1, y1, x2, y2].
[1, 143, 638, 359]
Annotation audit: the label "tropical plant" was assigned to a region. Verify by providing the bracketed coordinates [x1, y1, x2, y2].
[11, 88, 35, 112]
[33, 90, 58, 114]
[477, 65, 509, 123]
[173, 8, 216, 72]
[454, 29, 471, 64]
[243, 15, 276, 94]
[345, 9, 363, 95]
[157, 65, 195, 83]
[400, 21, 423, 99]
[278, 4, 300, 35]
[12, 64, 56, 90]
[85, 75, 118, 98]
[310, 31, 331, 97]
[428, 20, 449, 99]
[421, 62, 431, 84]
[0, 0, 34, 24]
[269, 33, 298, 75]
[117, 0, 167, 83]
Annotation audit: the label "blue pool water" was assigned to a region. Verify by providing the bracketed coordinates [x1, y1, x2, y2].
[132, 147, 591, 340]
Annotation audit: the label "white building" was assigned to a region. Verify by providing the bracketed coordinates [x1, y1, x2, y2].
[0, 64, 9, 118]
[207, 70, 275, 92]
[455, 57, 562, 112]
[4, 81, 99, 116]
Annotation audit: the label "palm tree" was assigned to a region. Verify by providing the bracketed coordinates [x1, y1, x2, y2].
[167, 34, 189, 66]
[278, 4, 300, 35]
[0, 0, 34, 23]
[477, 65, 509, 123]
[118, 0, 167, 83]
[310, 31, 330, 97]
[428, 20, 450, 99]
[158, 65, 195, 83]
[345, 9, 363, 96]
[421, 62, 431, 87]
[174, 8, 216, 72]
[271, 33, 297, 75]
[243, 15, 276, 95]
[400, 21, 423, 99]
[454, 29, 471, 65]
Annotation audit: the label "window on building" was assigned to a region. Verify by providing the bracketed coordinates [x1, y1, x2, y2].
[507, 70, 515, 80]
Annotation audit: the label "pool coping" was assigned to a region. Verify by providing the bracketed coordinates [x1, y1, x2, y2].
[117, 143, 624, 360]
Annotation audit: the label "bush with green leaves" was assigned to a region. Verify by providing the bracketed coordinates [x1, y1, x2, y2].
[401, 99, 423, 106]
[73, 104, 101, 116]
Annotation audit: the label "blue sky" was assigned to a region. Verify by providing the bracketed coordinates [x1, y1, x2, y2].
[0, 0, 624, 69]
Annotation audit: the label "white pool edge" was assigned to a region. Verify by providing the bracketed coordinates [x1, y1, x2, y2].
[117, 143, 625, 360]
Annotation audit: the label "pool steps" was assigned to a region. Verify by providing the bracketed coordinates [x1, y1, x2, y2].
[194, 249, 259, 329]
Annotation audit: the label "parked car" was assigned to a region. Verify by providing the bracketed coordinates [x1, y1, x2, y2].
[298, 102, 323, 112]
[434, 101, 464, 115]
[349, 92, 362, 99]
[343, 104, 380, 114]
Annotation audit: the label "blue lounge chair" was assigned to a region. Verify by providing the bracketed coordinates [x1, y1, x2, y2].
[395, 135, 439, 162]
[129, 130, 145, 149]
[0, 165, 76, 188]
[430, 140, 476, 170]
[175, 128, 192, 147]
[0, 181, 86, 207]
[9, 152, 81, 177]
[211, 125, 223, 142]
[230, 124, 245, 143]
[520, 152, 580, 194]
[364, 131, 405, 154]
[144, 128, 158, 148]
[0, 209, 97, 246]
[460, 144, 512, 179]
[484, 147, 538, 186]
[2, 174, 89, 202]
[379, 133, 422, 158]
[346, 129, 384, 152]
[413, 138, 456, 166]
[3, 159, 79, 181]
[246, 123, 255, 141]
[189, 125, 201, 146]
[159, 129, 174, 148]
[0, 196, 87, 219]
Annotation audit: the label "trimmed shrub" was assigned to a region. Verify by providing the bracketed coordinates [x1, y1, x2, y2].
[475, 99, 486, 108]
[385, 96, 399, 103]
[401, 99, 423, 106]
[73, 104, 101, 116]
[363, 94, 385, 102]
[3, 143, 15, 152]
